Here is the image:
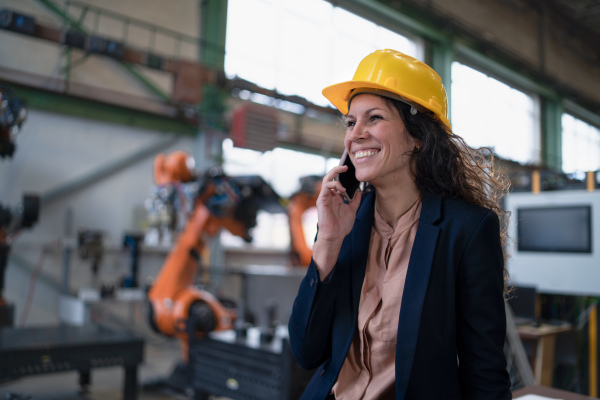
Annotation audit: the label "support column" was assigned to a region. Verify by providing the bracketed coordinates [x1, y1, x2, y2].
[429, 40, 454, 126]
[541, 97, 563, 171]
[196, 0, 229, 282]
[196, 0, 228, 171]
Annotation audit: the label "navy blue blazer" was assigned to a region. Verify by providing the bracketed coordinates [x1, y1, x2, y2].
[289, 190, 511, 400]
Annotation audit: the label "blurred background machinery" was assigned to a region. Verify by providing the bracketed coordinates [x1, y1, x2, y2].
[0, 83, 27, 158]
[0, 194, 39, 327]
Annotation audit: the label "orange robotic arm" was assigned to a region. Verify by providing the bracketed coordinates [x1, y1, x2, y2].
[147, 152, 280, 360]
[147, 199, 247, 360]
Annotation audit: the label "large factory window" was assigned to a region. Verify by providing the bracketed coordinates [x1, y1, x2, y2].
[562, 114, 600, 174]
[221, 138, 338, 249]
[222, 138, 337, 198]
[451, 62, 541, 165]
[225, 0, 422, 107]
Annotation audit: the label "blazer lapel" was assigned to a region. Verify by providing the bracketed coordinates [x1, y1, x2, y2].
[395, 193, 442, 399]
[350, 191, 375, 318]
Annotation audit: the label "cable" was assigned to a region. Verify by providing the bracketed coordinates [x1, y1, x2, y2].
[18, 246, 48, 327]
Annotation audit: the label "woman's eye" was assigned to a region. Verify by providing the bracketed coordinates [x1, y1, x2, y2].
[345, 120, 356, 128]
[370, 114, 382, 122]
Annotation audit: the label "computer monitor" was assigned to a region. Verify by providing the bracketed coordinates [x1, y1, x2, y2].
[517, 205, 592, 253]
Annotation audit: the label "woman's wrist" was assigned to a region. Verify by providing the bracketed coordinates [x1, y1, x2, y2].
[312, 237, 343, 281]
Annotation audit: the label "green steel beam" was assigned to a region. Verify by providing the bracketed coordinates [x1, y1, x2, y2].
[35, 0, 171, 102]
[429, 41, 454, 125]
[325, 0, 443, 42]
[121, 64, 171, 102]
[36, 0, 82, 29]
[200, 0, 228, 69]
[11, 85, 196, 135]
[429, 41, 453, 88]
[197, 0, 229, 282]
[564, 99, 600, 129]
[542, 97, 563, 171]
[199, 0, 228, 128]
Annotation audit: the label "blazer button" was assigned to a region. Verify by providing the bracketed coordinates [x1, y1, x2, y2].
[310, 278, 315, 287]
[320, 369, 325, 376]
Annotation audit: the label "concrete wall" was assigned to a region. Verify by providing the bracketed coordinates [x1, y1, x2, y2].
[1, 109, 194, 242]
[1, 108, 196, 326]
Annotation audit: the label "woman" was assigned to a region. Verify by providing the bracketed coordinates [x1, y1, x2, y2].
[288, 49, 512, 399]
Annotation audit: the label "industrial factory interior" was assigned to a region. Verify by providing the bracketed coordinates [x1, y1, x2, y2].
[1, 0, 599, 399]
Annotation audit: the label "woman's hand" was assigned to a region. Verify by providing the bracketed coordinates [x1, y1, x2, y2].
[312, 165, 362, 280]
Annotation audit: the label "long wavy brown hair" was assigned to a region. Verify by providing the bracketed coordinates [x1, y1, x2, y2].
[383, 97, 512, 295]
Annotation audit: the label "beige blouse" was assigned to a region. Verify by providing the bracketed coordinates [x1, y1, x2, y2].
[331, 198, 422, 399]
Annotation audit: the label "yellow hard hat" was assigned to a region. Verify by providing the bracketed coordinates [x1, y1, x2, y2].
[322, 49, 450, 129]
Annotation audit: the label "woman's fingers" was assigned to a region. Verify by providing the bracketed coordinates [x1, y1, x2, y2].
[322, 165, 348, 196]
[323, 179, 345, 194]
[323, 164, 347, 181]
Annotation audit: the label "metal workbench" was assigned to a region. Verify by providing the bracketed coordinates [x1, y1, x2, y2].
[0, 324, 144, 399]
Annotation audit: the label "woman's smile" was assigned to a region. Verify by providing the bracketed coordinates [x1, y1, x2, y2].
[354, 149, 380, 162]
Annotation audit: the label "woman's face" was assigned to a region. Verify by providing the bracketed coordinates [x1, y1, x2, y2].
[344, 94, 419, 188]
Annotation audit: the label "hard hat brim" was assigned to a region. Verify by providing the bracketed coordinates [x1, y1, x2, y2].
[322, 80, 451, 129]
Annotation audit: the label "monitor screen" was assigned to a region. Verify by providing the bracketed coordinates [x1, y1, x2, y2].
[517, 205, 592, 253]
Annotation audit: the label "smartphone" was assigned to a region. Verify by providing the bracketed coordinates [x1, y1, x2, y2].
[335, 149, 361, 201]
